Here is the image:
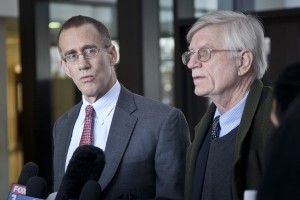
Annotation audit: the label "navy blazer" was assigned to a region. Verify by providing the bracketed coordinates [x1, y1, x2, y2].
[53, 85, 191, 199]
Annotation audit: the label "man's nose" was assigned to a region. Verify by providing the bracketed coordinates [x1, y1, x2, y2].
[187, 54, 201, 69]
[77, 54, 90, 70]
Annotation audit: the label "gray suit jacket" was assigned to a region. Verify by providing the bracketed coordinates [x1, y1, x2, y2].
[53, 85, 191, 199]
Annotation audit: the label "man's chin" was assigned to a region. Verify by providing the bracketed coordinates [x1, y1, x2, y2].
[194, 89, 207, 97]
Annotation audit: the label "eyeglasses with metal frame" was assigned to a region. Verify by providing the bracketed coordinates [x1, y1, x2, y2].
[181, 47, 240, 65]
[63, 47, 107, 64]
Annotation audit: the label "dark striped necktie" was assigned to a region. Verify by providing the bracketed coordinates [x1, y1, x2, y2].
[211, 115, 221, 140]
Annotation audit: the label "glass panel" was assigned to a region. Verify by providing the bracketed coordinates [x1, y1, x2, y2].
[255, 0, 300, 11]
[159, 0, 174, 105]
[194, 0, 218, 18]
[160, 37, 175, 105]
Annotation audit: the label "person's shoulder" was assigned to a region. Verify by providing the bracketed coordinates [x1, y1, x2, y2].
[250, 79, 273, 102]
[261, 84, 273, 101]
[55, 102, 82, 123]
[120, 85, 177, 110]
[132, 92, 177, 110]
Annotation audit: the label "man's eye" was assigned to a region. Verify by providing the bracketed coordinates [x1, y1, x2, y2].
[85, 48, 97, 55]
[199, 49, 208, 56]
[66, 54, 77, 59]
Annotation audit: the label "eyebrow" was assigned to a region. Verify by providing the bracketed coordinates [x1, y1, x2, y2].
[63, 44, 98, 56]
[64, 49, 76, 57]
[81, 44, 98, 50]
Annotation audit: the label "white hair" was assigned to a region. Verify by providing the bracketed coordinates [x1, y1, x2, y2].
[187, 10, 267, 79]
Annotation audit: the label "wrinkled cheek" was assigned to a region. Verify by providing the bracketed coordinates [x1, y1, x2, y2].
[72, 79, 81, 90]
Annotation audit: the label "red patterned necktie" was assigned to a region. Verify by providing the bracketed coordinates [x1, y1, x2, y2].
[80, 105, 94, 145]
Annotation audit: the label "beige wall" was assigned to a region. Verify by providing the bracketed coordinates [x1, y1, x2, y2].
[0, 1, 20, 197]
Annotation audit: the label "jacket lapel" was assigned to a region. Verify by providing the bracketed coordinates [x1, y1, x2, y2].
[99, 86, 137, 190]
[234, 79, 263, 159]
[56, 102, 82, 184]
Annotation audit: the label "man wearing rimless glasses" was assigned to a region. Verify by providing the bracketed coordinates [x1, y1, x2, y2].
[183, 11, 275, 200]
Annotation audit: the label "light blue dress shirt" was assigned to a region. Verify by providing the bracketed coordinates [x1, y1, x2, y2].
[214, 91, 249, 138]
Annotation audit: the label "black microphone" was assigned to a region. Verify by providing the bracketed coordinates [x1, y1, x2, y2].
[55, 145, 105, 200]
[10, 162, 39, 195]
[18, 162, 39, 185]
[7, 176, 48, 200]
[26, 176, 48, 198]
[79, 180, 102, 200]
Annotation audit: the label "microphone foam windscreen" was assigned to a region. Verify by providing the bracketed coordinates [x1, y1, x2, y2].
[26, 176, 48, 198]
[55, 145, 105, 200]
[79, 180, 102, 200]
[18, 162, 39, 185]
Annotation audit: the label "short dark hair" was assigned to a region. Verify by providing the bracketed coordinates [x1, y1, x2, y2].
[274, 61, 300, 122]
[57, 15, 112, 49]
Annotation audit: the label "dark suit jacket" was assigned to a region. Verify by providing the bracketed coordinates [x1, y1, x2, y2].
[53, 85, 191, 200]
[185, 79, 275, 200]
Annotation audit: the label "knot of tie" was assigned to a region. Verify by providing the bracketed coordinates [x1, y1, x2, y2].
[211, 115, 221, 140]
[85, 105, 94, 118]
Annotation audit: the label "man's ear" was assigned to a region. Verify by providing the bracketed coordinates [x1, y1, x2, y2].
[61, 60, 71, 78]
[237, 50, 253, 76]
[108, 45, 117, 66]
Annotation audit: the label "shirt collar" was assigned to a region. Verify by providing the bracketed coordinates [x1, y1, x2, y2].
[81, 80, 121, 122]
[214, 90, 249, 137]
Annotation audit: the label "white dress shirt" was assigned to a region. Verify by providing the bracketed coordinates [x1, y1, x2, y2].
[65, 81, 121, 171]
